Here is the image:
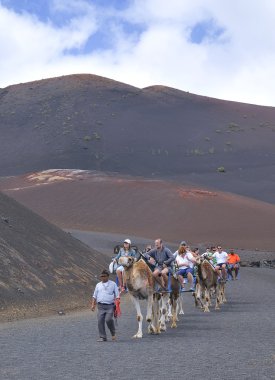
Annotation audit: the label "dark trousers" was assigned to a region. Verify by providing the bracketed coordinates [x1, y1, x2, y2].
[97, 303, 116, 339]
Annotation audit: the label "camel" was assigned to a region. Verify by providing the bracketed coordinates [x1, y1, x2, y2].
[118, 255, 161, 338]
[167, 293, 184, 320]
[159, 275, 181, 330]
[193, 257, 223, 312]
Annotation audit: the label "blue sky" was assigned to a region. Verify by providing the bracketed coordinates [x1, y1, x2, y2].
[0, 0, 275, 106]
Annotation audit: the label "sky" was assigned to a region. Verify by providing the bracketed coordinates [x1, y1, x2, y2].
[0, 0, 275, 106]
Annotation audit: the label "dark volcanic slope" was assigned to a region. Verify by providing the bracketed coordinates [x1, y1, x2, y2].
[1, 74, 275, 203]
[0, 191, 108, 322]
[1, 170, 275, 251]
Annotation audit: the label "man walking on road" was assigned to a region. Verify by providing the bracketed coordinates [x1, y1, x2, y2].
[213, 245, 228, 280]
[91, 269, 120, 342]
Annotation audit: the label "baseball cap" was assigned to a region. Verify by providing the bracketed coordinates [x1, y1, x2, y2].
[180, 241, 187, 246]
[124, 238, 131, 245]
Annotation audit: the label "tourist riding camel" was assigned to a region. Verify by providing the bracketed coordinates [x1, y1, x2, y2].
[193, 257, 222, 312]
[227, 249, 241, 279]
[118, 247, 181, 336]
[213, 245, 228, 280]
[117, 255, 161, 338]
[174, 241, 195, 291]
[159, 277, 181, 330]
[146, 238, 175, 290]
[113, 238, 136, 292]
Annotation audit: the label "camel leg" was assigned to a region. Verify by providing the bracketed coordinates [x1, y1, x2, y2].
[208, 287, 214, 307]
[217, 283, 225, 305]
[130, 296, 143, 338]
[159, 293, 169, 331]
[218, 283, 226, 304]
[215, 285, 221, 310]
[167, 299, 172, 319]
[223, 283, 227, 302]
[171, 294, 179, 328]
[195, 283, 204, 309]
[145, 292, 153, 323]
[222, 284, 227, 303]
[178, 294, 184, 315]
[150, 293, 160, 334]
[203, 288, 210, 312]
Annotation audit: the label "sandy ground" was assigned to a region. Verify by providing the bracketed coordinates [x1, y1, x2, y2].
[1, 171, 275, 251]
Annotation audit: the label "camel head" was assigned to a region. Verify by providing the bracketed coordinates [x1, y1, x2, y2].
[118, 256, 135, 268]
[195, 256, 202, 265]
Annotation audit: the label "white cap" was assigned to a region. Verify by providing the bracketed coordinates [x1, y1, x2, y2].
[124, 239, 131, 245]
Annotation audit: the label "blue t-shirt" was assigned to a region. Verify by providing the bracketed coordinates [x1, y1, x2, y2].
[114, 247, 136, 261]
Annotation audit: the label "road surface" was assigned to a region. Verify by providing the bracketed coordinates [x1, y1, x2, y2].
[0, 268, 274, 380]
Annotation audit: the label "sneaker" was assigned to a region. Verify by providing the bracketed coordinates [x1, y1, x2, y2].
[189, 287, 195, 292]
[97, 337, 107, 342]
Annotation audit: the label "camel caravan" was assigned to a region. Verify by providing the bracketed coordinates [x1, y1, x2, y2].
[109, 239, 240, 338]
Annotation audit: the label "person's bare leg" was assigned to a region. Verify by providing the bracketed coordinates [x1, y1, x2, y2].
[221, 265, 227, 280]
[187, 272, 193, 288]
[116, 269, 123, 288]
[161, 268, 169, 288]
[178, 274, 184, 287]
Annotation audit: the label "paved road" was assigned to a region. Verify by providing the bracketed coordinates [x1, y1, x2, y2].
[0, 268, 274, 380]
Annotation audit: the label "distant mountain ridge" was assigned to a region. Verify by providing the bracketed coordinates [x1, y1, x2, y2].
[1, 74, 275, 203]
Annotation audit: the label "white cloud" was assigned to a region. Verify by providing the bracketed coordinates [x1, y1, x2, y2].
[0, 0, 275, 106]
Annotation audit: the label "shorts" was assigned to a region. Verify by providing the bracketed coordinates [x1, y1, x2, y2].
[177, 268, 194, 277]
[116, 265, 124, 272]
[216, 263, 226, 268]
[155, 265, 172, 274]
[228, 263, 239, 269]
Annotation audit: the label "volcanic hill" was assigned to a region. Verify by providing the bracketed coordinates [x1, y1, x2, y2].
[0, 191, 108, 322]
[1, 74, 275, 203]
[1, 170, 275, 251]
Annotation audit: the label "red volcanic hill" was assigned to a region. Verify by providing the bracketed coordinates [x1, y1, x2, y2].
[0, 74, 275, 203]
[1, 170, 275, 251]
[0, 190, 108, 322]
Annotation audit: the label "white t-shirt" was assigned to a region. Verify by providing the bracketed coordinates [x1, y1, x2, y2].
[213, 251, 228, 264]
[175, 250, 195, 269]
[185, 251, 195, 268]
